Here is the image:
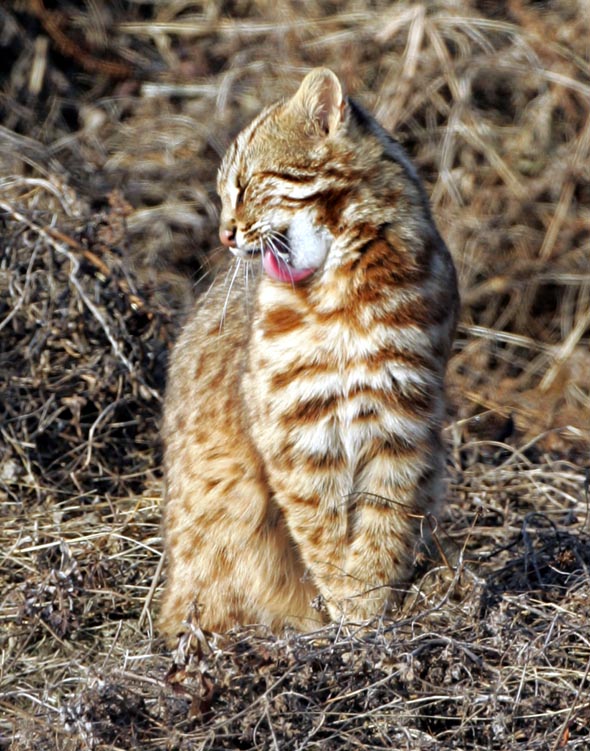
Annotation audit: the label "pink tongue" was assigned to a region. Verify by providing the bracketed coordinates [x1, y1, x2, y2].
[262, 250, 315, 283]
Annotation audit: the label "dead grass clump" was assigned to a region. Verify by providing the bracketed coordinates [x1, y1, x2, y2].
[1, 1, 589, 749]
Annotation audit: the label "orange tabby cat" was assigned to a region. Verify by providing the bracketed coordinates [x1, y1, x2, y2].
[159, 68, 458, 639]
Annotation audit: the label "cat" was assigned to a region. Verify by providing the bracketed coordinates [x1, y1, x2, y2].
[158, 68, 459, 640]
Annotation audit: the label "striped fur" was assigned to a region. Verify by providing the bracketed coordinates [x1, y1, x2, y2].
[159, 69, 459, 640]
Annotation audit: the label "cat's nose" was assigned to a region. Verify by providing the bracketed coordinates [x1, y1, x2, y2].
[219, 227, 237, 247]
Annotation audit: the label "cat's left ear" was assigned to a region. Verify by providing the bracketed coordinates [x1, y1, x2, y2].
[290, 68, 345, 137]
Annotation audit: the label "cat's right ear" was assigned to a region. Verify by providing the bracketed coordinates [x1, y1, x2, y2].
[289, 68, 345, 137]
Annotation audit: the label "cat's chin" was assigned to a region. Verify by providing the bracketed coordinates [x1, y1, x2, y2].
[262, 249, 315, 284]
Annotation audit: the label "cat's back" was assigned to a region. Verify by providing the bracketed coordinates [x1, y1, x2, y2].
[164, 261, 254, 420]
[162, 262, 258, 501]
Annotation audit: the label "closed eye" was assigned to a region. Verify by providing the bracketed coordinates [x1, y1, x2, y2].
[248, 170, 320, 203]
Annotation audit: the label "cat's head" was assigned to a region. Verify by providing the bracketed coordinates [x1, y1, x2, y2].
[217, 68, 351, 284]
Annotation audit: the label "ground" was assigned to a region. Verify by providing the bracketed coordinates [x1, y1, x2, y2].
[0, 1, 589, 749]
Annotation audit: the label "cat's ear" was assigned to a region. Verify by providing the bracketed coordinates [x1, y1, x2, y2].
[289, 68, 345, 136]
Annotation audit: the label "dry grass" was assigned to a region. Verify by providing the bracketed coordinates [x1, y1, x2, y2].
[1, 1, 589, 749]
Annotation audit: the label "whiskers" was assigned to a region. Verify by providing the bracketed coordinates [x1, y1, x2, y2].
[266, 230, 290, 261]
[219, 257, 242, 333]
[193, 245, 226, 301]
[217, 225, 295, 333]
[264, 230, 297, 287]
[218, 248, 262, 333]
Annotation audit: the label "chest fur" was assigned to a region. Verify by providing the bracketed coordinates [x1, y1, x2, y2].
[242, 274, 440, 482]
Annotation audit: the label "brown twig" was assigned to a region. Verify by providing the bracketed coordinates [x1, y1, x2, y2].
[29, 0, 133, 79]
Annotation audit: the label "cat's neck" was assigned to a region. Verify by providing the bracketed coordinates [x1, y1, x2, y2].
[254, 238, 407, 320]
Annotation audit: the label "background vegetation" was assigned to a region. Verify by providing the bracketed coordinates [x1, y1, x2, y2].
[1, 1, 589, 748]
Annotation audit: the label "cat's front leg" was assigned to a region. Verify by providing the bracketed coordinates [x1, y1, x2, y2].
[265, 460, 392, 622]
[262, 448, 357, 620]
[336, 439, 444, 620]
[269, 436, 441, 623]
